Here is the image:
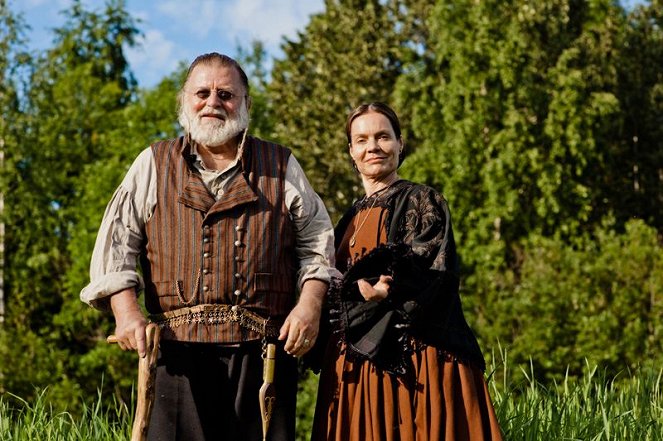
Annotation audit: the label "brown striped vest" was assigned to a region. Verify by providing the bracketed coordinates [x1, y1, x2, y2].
[140, 135, 297, 343]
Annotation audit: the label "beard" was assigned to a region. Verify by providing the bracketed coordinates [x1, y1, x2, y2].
[178, 98, 249, 147]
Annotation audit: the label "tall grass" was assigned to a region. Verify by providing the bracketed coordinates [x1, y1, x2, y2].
[1, 359, 661, 440]
[489, 351, 663, 441]
[0, 388, 132, 440]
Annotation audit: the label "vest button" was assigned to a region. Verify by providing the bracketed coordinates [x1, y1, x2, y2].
[203, 238, 210, 243]
[234, 290, 241, 296]
[203, 285, 209, 292]
[203, 252, 210, 258]
[234, 273, 241, 279]
[234, 240, 241, 247]
[203, 268, 209, 274]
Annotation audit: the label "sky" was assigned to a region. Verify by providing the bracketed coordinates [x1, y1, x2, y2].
[12, 0, 325, 89]
[12, 0, 646, 89]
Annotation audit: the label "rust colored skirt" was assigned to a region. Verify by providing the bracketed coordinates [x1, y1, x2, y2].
[311, 341, 503, 441]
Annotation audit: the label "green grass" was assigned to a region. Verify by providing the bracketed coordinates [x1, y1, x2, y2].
[1, 360, 661, 440]
[491, 360, 663, 440]
[0, 389, 132, 441]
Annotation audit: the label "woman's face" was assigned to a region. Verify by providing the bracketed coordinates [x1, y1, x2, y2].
[349, 111, 403, 182]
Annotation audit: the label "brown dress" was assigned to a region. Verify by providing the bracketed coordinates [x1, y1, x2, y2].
[311, 204, 503, 441]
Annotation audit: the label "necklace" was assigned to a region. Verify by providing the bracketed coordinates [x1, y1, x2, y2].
[349, 195, 379, 247]
[349, 181, 396, 247]
[350, 176, 399, 247]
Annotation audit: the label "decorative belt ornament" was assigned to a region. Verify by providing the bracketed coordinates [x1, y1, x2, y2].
[149, 303, 281, 338]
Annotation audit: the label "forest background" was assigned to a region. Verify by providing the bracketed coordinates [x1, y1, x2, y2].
[0, 0, 661, 434]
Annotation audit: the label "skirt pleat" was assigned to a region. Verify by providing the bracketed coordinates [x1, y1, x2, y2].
[312, 342, 502, 441]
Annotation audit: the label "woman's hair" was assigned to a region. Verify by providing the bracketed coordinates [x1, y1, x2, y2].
[345, 102, 404, 166]
[345, 102, 401, 143]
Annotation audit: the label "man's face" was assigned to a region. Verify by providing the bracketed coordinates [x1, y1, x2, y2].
[178, 62, 249, 147]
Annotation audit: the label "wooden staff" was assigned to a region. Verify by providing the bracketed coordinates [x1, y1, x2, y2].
[259, 342, 277, 441]
[107, 323, 161, 441]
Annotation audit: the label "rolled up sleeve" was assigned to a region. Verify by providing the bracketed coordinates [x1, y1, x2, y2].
[80, 147, 156, 310]
[285, 156, 342, 290]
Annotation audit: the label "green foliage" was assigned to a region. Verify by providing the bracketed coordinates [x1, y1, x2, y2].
[392, 0, 663, 384]
[268, 0, 430, 219]
[0, 0, 143, 405]
[236, 41, 275, 139]
[485, 220, 663, 382]
[397, 0, 662, 250]
[613, 0, 663, 228]
[295, 370, 319, 441]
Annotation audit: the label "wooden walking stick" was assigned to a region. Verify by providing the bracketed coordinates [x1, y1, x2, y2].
[259, 342, 277, 441]
[107, 323, 161, 441]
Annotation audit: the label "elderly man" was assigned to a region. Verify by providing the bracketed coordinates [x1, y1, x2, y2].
[81, 53, 337, 441]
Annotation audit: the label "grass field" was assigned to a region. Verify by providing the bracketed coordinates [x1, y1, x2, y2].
[1, 361, 661, 440]
[490, 361, 663, 440]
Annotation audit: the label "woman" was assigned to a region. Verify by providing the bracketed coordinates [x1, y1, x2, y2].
[311, 102, 503, 441]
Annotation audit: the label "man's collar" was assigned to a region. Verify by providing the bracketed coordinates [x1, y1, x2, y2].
[183, 132, 249, 172]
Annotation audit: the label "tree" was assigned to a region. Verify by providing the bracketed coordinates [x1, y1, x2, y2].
[492, 219, 663, 381]
[394, 0, 663, 378]
[0, 0, 30, 328]
[267, 0, 431, 219]
[612, 0, 663, 228]
[237, 40, 275, 139]
[0, 0, 32, 390]
[0, 0, 143, 406]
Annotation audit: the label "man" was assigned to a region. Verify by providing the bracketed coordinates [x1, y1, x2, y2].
[81, 53, 338, 441]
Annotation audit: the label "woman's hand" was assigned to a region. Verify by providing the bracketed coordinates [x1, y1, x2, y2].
[357, 275, 393, 302]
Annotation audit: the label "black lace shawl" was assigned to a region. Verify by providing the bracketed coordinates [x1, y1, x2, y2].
[311, 180, 485, 376]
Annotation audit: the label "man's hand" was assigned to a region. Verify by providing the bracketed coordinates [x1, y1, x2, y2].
[279, 279, 327, 357]
[110, 288, 148, 357]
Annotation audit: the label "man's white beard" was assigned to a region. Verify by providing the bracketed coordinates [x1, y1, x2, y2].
[179, 99, 249, 147]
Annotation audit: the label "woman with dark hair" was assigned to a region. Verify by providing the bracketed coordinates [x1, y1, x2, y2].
[310, 102, 502, 441]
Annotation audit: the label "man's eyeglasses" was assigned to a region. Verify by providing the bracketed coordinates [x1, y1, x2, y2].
[191, 88, 242, 102]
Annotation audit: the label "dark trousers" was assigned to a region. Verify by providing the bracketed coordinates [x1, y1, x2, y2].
[147, 340, 297, 441]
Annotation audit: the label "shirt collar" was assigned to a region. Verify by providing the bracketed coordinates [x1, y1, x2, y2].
[188, 138, 243, 174]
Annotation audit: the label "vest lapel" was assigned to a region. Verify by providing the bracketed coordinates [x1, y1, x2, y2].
[176, 137, 259, 215]
[176, 141, 216, 212]
[207, 170, 258, 216]
[178, 169, 217, 212]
